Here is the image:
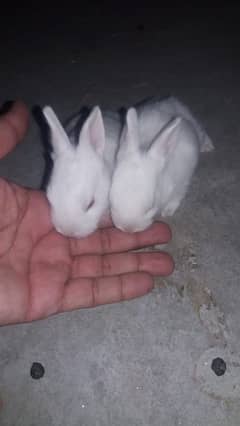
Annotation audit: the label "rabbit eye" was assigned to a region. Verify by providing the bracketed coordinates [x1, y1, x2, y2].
[86, 199, 95, 211]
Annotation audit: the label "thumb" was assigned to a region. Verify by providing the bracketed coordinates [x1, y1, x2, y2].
[0, 100, 30, 158]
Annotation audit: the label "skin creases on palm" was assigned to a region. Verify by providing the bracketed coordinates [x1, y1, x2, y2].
[0, 100, 174, 326]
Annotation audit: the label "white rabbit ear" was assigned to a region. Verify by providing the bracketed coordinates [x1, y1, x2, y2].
[149, 116, 181, 160]
[126, 108, 139, 138]
[121, 108, 140, 152]
[43, 106, 70, 156]
[78, 106, 105, 156]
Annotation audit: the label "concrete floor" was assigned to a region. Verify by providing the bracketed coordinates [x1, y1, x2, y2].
[0, 5, 240, 425]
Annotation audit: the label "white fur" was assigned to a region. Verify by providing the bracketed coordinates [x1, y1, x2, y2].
[135, 96, 214, 152]
[43, 106, 121, 238]
[110, 97, 213, 232]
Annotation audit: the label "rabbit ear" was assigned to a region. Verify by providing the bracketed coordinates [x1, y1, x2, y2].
[149, 116, 181, 160]
[126, 108, 139, 140]
[120, 108, 140, 152]
[43, 106, 70, 156]
[78, 106, 105, 157]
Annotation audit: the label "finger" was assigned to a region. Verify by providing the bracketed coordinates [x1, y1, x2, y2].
[0, 179, 29, 257]
[0, 100, 30, 158]
[4, 100, 30, 140]
[61, 272, 153, 311]
[71, 251, 174, 279]
[26, 231, 71, 321]
[70, 222, 172, 256]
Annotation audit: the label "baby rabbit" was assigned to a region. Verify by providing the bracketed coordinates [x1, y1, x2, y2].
[43, 106, 121, 238]
[110, 97, 214, 232]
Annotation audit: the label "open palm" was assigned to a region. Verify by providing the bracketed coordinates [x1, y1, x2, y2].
[0, 101, 173, 325]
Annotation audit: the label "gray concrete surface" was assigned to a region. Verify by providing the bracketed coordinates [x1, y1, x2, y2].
[0, 5, 240, 425]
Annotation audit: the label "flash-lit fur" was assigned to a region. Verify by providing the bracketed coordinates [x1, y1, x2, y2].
[43, 106, 121, 238]
[110, 97, 214, 232]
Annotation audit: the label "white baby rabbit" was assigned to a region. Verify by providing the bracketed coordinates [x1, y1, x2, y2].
[110, 97, 214, 232]
[131, 96, 214, 153]
[43, 106, 121, 238]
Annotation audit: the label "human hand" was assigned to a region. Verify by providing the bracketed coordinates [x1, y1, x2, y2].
[0, 101, 174, 326]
